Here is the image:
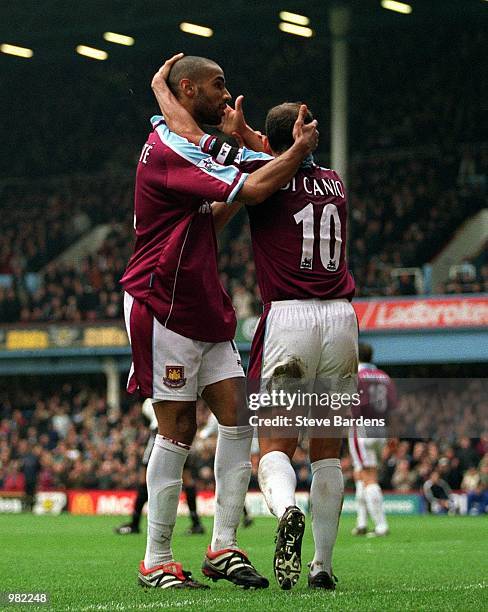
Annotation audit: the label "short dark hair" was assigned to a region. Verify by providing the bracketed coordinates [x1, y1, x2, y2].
[167, 55, 220, 98]
[265, 102, 313, 153]
[359, 342, 373, 363]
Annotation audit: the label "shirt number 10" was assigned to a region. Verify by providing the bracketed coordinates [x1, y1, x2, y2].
[293, 203, 342, 272]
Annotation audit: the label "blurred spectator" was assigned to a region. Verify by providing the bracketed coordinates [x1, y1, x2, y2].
[391, 459, 416, 491]
[17, 440, 40, 510]
[467, 484, 488, 516]
[461, 467, 480, 493]
[456, 437, 481, 472]
[2, 460, 26, 492]
[423, 471, 454, 514]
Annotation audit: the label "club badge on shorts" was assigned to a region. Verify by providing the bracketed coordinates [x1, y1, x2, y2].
[163, 365, 187, 388]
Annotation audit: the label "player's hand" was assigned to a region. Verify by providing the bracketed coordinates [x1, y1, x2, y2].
[220, 94, 247, 138]
[221, 97, 267, 152]
[292, 104, 319, 155]
[151, 52, 184, 92]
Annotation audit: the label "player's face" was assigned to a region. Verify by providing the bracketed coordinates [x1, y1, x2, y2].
[193, 67, 231, 125]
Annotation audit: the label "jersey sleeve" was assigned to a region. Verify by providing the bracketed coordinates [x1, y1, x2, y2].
[154, 121, 248, 204]
[199, 134, 273, 174]
[237, 148, 273, 173]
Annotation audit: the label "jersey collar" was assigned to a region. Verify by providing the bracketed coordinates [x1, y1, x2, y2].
[301, 154, 315, 169]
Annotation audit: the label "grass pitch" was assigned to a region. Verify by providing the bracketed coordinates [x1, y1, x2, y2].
[1, 514, 487, 611]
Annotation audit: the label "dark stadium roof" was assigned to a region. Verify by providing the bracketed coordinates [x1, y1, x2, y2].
[0, 0, 485, 59]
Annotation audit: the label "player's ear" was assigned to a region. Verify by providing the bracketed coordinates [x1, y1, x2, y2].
[180, 78, 195, 98]
[263, 136, 272, 155]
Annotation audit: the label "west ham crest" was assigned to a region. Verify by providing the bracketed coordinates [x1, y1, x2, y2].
[163, 365, 187, 388]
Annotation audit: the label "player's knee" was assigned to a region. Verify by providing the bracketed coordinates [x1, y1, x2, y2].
[160, 406, 196, 443]
[309, 437, 342, 463]
[260, 440, 297, 460]
[362, 467, 378, 485]
[175, 414, 197, 440]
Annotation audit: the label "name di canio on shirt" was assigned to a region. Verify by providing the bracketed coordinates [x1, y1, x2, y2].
[281, 176, 344, 198]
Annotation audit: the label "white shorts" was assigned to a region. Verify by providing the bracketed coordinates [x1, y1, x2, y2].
[124, 292, 244, 401]
[348, 429, 385, 471]
[248, 299, 358, 398]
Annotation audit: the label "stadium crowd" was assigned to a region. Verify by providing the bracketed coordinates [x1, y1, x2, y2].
[0, 142, 486, 325]
[0, 382, 487, 513]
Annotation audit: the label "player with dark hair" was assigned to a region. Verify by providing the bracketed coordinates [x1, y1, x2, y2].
[152, 57, 357, 591]
[121, 54, 318, 590]
[348, 343, 397, 537]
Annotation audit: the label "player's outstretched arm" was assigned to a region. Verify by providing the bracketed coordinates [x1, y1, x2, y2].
[151, 53, 204, 145]
[236, 105, 318, 205]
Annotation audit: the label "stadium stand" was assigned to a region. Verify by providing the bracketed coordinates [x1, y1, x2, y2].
[0, 21, 486, 316]
[0, 141, 486, 323]
[1, 381, 487, 505]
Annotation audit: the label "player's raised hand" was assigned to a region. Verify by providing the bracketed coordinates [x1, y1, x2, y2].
[220, 94, 247, 138]
[151, 53, 184, 92]
[221, 96, 267, 152]
[292, 104, 319, 155]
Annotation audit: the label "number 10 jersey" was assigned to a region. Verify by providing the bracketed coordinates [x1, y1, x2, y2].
[242, 156, 356, 304]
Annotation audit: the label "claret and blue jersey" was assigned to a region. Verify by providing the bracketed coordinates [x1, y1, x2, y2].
[121, 117, 248, 343]
[236, 152, 356, 305]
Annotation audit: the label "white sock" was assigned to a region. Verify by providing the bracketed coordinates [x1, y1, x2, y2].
[355, 479, 368, 529]
[365, 483, 388, 533]
[211, 425, 253, 551]
[144, 435, 189, 568]
[258, 451, 296, 519]
[309, 458, 344, 577]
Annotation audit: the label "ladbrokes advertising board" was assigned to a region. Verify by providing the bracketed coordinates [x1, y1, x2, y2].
[353, 296, 488, 330]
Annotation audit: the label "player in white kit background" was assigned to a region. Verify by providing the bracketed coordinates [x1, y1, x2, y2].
[348, 343, 397, 537]
[151, 62, 358, 591]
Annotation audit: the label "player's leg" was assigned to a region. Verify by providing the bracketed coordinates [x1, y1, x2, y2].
[183, 465, 204, 534]
[126, 295, 207, 588]
[258, 437, 298, 519]
[352, 475, 368, 535]
[254, 300, 319, 519]
[116, 431, 154, 535]
[307, 437, 343, 590]
[309, 299, 358, 588]
[201, 377, 252, 551]
[259, 435, 305, 590]
[139, 400, 208, 588]
[348, 428, 368, 535]
[251, 301, 320, 589]
[242, 504, 254, 527]
[199, 343, 268, 588]
[144, 399, 196, 567]
[362, 455, 389, 536]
